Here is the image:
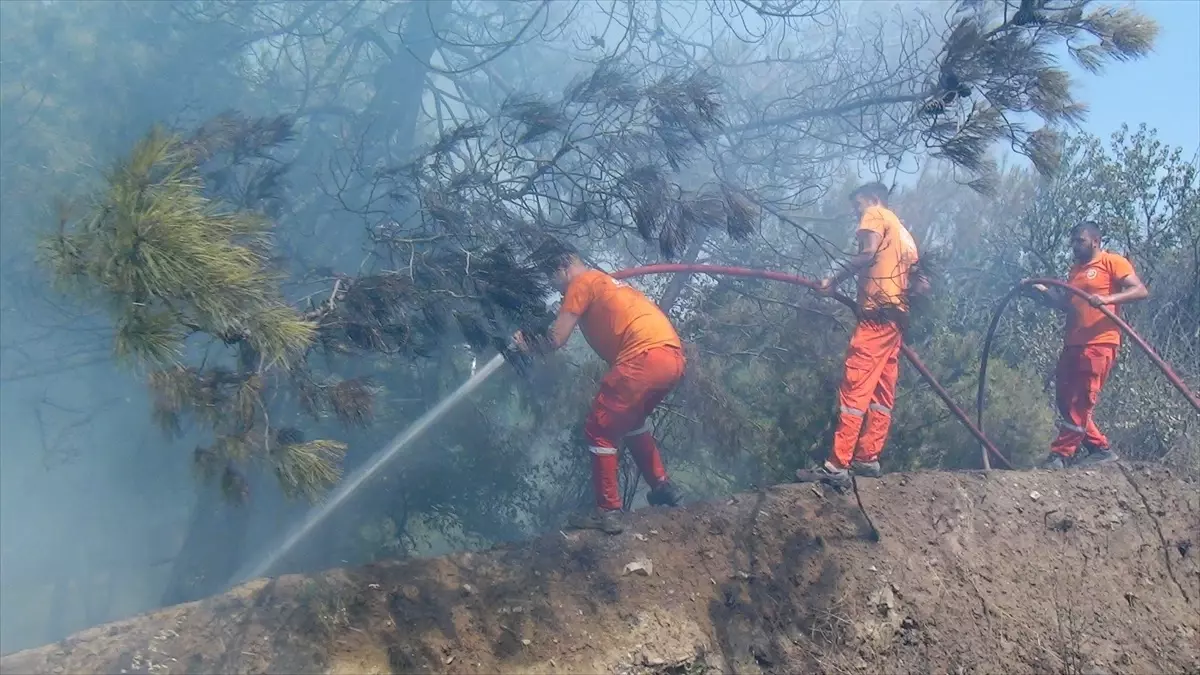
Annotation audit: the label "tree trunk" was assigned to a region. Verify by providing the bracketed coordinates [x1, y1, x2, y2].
[160, 485, 250, 606]
[82, 570, 112, 628]
[363, 0, 452, 162]
[45, 579, 72, 642]
[657, 233, 708, 312]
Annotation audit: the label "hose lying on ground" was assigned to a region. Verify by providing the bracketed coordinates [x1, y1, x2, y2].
[976, 277, 1200, 469]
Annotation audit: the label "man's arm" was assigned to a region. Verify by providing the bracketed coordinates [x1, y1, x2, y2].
[513, 310, 581, 353]
[1090, 272, 1149, 307]
[543, 311, 581, 350]
[819, 230, 881, 292]
[1028, 283, 1071, 312]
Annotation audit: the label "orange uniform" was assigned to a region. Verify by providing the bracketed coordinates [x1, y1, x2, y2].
[1050, 251, 1136, 458]
[857, 205, 920, 313]
[830, 206, 919, 469]
[561, 270, 684, 510]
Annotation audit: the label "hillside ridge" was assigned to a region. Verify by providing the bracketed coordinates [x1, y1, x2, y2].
[2, 465, 1197, 675]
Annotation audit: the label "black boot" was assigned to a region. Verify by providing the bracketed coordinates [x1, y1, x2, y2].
[566, 508, 624, 535]
[1039, 454, 1066, 470]
[795, 462, 852, 490]
[647, 480, 681, 507]
[1075, 446, 1119, 467]
[851, 460, 882, 477]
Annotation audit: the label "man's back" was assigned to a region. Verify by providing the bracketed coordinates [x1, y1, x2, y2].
[857, 205, 920, 313]
[561, 270, 681, 365]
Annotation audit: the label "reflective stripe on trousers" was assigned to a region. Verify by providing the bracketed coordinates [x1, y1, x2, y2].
[831, 319, 902, 468]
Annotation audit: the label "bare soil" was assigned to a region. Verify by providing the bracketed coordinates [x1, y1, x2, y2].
[3, 464, 1197, 675]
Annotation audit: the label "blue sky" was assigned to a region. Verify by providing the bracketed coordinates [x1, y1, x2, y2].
[1073, 0, 1200, 154]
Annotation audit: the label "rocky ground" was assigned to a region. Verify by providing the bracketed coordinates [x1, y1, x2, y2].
[2, 464, 1197, 675]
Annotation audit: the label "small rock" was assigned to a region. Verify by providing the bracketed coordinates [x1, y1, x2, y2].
[521, 639, 531, 647]
[445, 656, 455, 665]
[624, 559, 653, 576]
[1030, 491, 1042, 502]
[869, 586, 897, 617]
[634, 533, 648, 542]
[641, 651, 666, 667]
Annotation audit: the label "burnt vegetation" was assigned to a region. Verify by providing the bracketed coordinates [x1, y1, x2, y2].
[8, 0, 1193, 645]
[356, 63, 756, 264]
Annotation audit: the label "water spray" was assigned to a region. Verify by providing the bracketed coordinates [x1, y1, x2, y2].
[976, 277, 1200, 468]
[242, 263, 1020, 581]
[237, 354, 507, 582]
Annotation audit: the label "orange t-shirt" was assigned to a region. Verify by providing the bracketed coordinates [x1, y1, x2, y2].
[857, 205, 920, 312]
[560, 269, 681, 366]
[1065, 251, 1136, 347]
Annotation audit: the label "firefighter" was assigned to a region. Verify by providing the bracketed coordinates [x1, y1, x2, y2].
[796, 182, 920, 489]
[513, 239, 683, 534]
[1030, 221, 1148, 469]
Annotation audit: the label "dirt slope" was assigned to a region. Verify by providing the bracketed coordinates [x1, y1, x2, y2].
[3, 465, 1198, 675]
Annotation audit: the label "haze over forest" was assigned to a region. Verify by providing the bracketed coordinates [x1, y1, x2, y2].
[1, 0, 1196, 656]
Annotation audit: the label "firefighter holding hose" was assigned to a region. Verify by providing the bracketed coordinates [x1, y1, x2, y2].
[1029, 221, 1148, 469]
[513, 239, 682, 534]
[796, 182, 921, 489]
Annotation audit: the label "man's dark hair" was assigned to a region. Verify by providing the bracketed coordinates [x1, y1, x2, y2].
[530, 237, 581, 277]
[850, 182, 891, 206]
[1070, 220, 1102, 239]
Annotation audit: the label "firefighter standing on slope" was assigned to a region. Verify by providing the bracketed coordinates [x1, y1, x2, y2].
[1029, 221, 1148, 469]
[513, 239, 683, 534]
[796, 182, 920, 489]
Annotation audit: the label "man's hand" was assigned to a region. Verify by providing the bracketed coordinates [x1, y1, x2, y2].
[511, 330, 530, 353]
[1088, 294, 1111, 308]
[814, 277, 836, 296]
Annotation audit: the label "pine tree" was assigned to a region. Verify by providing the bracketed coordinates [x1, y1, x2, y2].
[40, 116, 349, 502]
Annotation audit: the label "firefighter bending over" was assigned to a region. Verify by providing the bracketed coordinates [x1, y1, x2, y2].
[1029, 221, 1148, 469]
[513, 240, 683, 534]
[796, 182, 920, 489]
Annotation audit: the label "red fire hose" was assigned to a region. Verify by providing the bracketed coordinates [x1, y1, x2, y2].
[976, 277, 1200, 469]
[612, 264, 1012, 470]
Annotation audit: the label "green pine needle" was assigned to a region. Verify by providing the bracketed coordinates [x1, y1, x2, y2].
[273, 439, 348, 502]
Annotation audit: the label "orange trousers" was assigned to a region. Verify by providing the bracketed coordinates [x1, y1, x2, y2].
[829, 319, 903, 469]
[1050, 344, 1116, 458]
[584, 345, 685, 511]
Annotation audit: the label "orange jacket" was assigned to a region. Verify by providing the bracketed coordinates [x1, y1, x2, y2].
[561, 270, 681, 366]
[1065, 251, 1136, 347]
[856, 205, 920, 313]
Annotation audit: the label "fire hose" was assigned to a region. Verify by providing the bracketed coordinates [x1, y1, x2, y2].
[976, 277, 1200, 469]
[611, 264, 1013, 473]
